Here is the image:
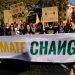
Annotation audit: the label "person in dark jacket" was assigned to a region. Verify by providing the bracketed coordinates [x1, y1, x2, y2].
[0, 27, 4, 36]
[5, 26, 11, 36]
[35, 22, 44, 34]
[24, 23, 33, 34]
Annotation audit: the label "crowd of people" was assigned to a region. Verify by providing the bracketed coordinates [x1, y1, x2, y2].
[0, 19, 74, 75]
[0, 18, 75, 36]
[0, 16, 74, 75]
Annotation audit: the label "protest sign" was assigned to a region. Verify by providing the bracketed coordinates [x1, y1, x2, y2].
[4, 10, 13, 25]
[10, 2, 26, 22]
[42, 7, 58, 22]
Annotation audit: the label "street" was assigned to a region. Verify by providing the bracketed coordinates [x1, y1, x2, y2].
[0, 59, 69, 75]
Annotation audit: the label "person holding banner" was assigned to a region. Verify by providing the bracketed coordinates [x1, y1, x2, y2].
[10, 24, 15, 35]
[64, 8, 75, 33]
[19, 24, 25, 35]
[24, 23, 33, 34]
[35, 22, 44, 34]
[60, 9, 75, 75]
[0, 26, 4, 36]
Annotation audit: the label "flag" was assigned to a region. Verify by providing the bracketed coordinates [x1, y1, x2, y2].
[36, 14, 40, 24]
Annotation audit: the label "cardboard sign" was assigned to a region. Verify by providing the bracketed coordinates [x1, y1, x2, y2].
[10, 2, 26, 22]
[4, 10, 13, 25]
[42, 7, 58, 22]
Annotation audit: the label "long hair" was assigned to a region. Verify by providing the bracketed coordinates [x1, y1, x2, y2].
[24, 23, 33, 34]
[64, 18, 71, 33]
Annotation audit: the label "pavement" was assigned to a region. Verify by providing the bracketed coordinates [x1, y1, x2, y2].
[0, 59, 69, 75]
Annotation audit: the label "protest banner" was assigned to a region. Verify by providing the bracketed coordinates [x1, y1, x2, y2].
[4, 10, 13, 25]
[10, 2, 26, 22]
[42, 7, 58, 22]
[0, 33, 75, 63]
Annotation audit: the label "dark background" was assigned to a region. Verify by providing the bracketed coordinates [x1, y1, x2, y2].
[0, 59, 69, 75]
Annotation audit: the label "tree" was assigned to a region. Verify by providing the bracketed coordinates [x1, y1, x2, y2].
[58, 0, 69, 21]
[33, 0, 69, 21]
[0, 0, 69, 22]
[44, 0, 69, 21]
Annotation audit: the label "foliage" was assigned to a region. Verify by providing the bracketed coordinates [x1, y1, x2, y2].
[44, 0, 69, 21]
[0, 0, 69, 22]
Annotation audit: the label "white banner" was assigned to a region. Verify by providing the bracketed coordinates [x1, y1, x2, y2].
[0, 33, 75, 63]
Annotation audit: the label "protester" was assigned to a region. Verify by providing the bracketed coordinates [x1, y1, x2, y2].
[35, 22, 44, 34]
[10, 24, 16, 35]
[58, 25, 65, 33]
[68, 20, 75, 33]
[24, 23, 33, 34]
[0, 26, 4, 36]
[44, 23, 50, 34]
[19, 24, 25, 35]
[5, 26, 11, 36]
[59, 13, 75, 75]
